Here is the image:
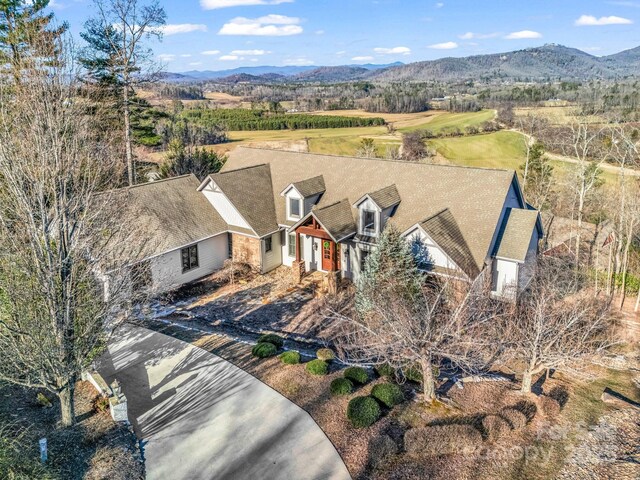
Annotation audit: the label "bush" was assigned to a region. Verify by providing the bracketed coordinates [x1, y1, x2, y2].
[344, 366, 368, 385]
[482, 415, 510, 442]
[252, 342, 278, 358]
[347, 396, 381, 428]
[279, 351, 301, 365]
[305, 359, 328, 375]
[316, 348, 335, 361]
[402, 365, 422, 383]
[405, 424, 482, 456]
[257, 334, 284, 348]
[330, 378, 354, 396]
[93, 396, 110, 413]
[501, 408, 528, 430]
[371, 383, 405, 408]
[375, 363, 395, 378]
[539, 395, 561, 418]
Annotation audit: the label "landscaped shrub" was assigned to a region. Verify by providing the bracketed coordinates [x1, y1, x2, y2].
[92, 396, 110, 413]
[305, 359, 328, 375]
[316, 348, 335, 362]
[402, 365, 422, 383]
[371, 383, 405, 408]
[252, 342, 278, 358]
[344, 366, 368, 385]
[482, 414, 510, 442]
[347, 396, 381, 428]
[330, 378, 354, 396]
[375, 363, 394, 378]
[279, 351, 301, 365]
[404, 424, 482, 456]
[539, 395, 561, 418]
[547, 385, 569, 408]
[257, 334, 284, 348]
[501, 408, 528, 430]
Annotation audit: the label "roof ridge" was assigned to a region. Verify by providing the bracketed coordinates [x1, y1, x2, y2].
[234, 146, 516, 174]
[315, 198, 349, 211]
[214, 163, 269, 175]
[99, 173, 196, 195]
[420, 207, 450, 224]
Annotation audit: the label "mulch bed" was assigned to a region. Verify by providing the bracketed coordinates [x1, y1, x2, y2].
[0, 381, 143, 480]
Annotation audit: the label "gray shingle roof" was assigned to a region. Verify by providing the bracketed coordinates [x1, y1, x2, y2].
[292, 175, 326, 197]
[223, 147, 521, 272]
[206, 164, 279, 237]
[420, 208, 480, 278]
[121, 174, 228, 261]
[495, 208, 539, 262]
[313, 199, 357, 242]
[368, 184, 401, 210]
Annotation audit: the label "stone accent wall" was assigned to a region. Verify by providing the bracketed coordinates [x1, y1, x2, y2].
[231, 233, 261, 270]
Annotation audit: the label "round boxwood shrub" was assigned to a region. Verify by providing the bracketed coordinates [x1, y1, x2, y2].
[375, 363, 395, 378]
[371, 383, 405, 408]
[316, 348, 335, 362]
[257, 333, 284, 348]
[279, 350, 301, 365]
[344, 366, 368, 385]
[402, 365, 423, 383]
[330, 378, 354, 396]
[252, 342, 277, 358]
[305, 359, 328, 375]
[347, 396, 381, 428]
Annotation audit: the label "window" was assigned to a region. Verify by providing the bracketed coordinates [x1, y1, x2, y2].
[265, 236, 273, 253]
[288, 233, 296, 257]
[289, 197, 301, 218]
[181, 244, 199, 273]
[362, 209, 376, 234]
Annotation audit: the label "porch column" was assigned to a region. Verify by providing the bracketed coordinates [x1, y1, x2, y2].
[292, 229, 305, 284]
[295, 230, 301, 262]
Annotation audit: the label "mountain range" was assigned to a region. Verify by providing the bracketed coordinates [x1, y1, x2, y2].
[167, 45, 640, 84]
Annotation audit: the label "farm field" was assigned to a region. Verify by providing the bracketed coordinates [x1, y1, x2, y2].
[398, 109, 496, 133]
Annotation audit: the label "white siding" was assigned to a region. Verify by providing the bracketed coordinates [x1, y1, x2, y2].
[358, 198, 381, 237]
[202, 181, 251, 230]
[261, 232, 282, 273]
[492, 258, 518, 299]
[405, 227, 458, 271]
[149, 234, 228, 294]
[285, 187, 303, 222]
[281, 230, 297, 267]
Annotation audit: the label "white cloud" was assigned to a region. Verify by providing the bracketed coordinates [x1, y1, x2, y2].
[374, 46, 411, 55]
[575, 15, 633, 26]
[181, 54, 193, 58]
[336, 50, 347, 55]
[157, 53, 176, 62]
[230, 49, 271, 55]
[160, 24, 207, 35]
[219, 14, 303, 36]
[201, 50, 221, 55]
[284, 57, 314, 65]
[352, 56, 374, 61]
[428, 41, 458, 49]
[505, 30, 543, 39]
[219, 55, 240, 61]
[315, 29, 325, 35]
[189, 62, 203, 66]
[459, 31, 500, 39]
[49, 0, 67, 9]
[200, 0, 293, 9]
[435, 2, 444, 7]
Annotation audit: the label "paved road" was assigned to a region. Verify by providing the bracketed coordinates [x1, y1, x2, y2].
[98, 325, 351, 480]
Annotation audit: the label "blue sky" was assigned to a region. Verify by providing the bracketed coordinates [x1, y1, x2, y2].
[51, 0, 640, 71]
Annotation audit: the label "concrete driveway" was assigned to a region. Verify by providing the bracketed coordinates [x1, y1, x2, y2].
[98, 325, 351, 480]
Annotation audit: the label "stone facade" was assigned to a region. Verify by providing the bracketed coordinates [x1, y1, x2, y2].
[231, 233, 261, 270]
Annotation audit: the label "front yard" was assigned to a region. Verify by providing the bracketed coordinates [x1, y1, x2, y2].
[142, 266, 640, 480]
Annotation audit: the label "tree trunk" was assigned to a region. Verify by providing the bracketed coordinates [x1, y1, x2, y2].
[58, 383, 75, 427]
[521, 369, 533, 394]
[420, 357, 436, 403]
[634, 286, 640, 313]
[123, 84, 134, 186]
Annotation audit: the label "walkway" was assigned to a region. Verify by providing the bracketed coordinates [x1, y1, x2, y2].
[98, 325, 351, 480]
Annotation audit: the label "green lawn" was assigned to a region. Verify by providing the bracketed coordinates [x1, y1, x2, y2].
[399, 109, 496, 134]
[308, 136, 399, 157]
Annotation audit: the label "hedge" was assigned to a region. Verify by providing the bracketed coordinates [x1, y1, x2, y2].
[330, 378, 353, 396]
[344, 366, 368, 385]
[279, 351, 301, 365]
[305, 359, 329, 375]
[404, 425, 482, 456]
[252, 342, 278, 358]
[371, 383, 405, 408]
[316, 348, 336, 362]
[347, 396, 381, 428]
[257, 334, 284, 348]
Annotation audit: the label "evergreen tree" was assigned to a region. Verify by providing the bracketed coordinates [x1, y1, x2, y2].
[158, 140, 226, 181]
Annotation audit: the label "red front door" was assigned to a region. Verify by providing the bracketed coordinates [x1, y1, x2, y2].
[322, 240, 333, 271]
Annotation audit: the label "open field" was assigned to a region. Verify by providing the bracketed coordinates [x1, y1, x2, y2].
[514, 105, 604, 125]
[399, 109, 496, 133]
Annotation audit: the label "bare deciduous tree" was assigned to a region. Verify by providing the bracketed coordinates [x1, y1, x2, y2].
[333, 227, 498, 402]
[501, 258, 616, 394]
[0, 39, 141, 427]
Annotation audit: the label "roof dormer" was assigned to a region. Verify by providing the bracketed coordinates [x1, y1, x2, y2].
[280, 175, 326, 222]
[353, 185, 401, 237]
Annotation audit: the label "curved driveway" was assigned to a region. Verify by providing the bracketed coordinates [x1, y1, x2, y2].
[98, 325, 351, 480]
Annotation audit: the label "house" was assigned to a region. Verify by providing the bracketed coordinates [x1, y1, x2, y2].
[118, 147, 542, 299]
